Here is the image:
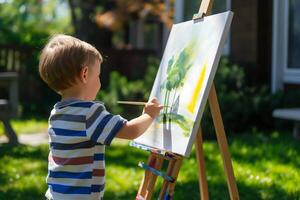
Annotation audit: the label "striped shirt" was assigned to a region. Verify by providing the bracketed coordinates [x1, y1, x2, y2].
[45, 100, 127, 200]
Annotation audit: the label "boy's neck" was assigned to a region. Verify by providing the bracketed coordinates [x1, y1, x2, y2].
[60, 85, 87, 101]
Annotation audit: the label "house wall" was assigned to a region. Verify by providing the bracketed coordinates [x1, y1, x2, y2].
[231, 0, 272, 86]
[231, 1, 258, 66]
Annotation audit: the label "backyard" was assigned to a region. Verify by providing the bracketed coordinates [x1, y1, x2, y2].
[1, 1, 300, 200]
[0, 121, 299, 200]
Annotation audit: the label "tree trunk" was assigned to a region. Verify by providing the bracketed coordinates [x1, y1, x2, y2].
[2, 119, 19, 145]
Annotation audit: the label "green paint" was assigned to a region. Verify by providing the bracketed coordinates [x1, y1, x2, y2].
[159, 39, 199, 137]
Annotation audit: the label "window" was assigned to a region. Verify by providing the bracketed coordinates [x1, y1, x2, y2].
[288, 0, 300, 69]
[272, 0, 300, 92]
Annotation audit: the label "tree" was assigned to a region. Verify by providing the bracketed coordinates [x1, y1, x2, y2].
[0, 0, 71, 46]
[94, 0, 174, 31]
[67, 0, 174, 48]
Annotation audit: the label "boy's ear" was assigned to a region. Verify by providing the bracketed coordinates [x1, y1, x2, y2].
[79, 66, 89, 84]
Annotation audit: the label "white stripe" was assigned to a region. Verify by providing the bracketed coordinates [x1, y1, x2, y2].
[92, 192, 103, 200]
[51, 148, 95, 158]
[49, 162, 93, 173]
[49, 134, 88, 144]
[47, 190, 97, 200]
[97, 115, 120, 143]
[50, 121, 85, 131]
[95, 145, 105, 152]
[93, 160, 105, 169]
[92, 176, 105, 185]
[52, 106, 90, 116]
[50, 109, 56, 116]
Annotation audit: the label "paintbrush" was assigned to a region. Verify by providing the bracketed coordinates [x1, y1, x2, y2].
[117, 101, 147, 106]
[117, 101, 171, 108]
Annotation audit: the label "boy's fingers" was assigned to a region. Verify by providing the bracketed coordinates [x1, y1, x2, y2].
[150, 97, 158, 103]
[145, 102, 163, 109]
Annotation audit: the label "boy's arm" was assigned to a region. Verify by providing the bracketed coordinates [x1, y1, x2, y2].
[116, 113, 154, 139]
[116, 97, 163, 140]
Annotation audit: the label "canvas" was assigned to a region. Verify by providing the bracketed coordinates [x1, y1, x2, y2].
[134, 11, 233, 157]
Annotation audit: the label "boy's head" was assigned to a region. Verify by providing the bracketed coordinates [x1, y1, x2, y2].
[39, 34, 102, 99]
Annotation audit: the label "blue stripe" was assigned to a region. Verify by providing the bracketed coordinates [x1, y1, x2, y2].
[52, 128, 86, 137]
[91, 114, 114, 142]
[70, 102, 94, 108]
[86, 105, 105, 128]
[55, 100, 94, 109]
[48, 183, 91, 194]
[94, 153, 104, 161]
[91, 184, 104, 193]
[49, 171, 92, 179]
[50, 114, 86, 122]
[50, 140, 96, 150]
[104, 119, 126, 145]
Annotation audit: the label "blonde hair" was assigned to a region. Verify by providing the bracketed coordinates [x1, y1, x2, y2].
[39, 34, 102, 92]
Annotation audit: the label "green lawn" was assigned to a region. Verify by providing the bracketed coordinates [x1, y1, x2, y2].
[0, 132, 299, 200]
[0, 119, 48, 135]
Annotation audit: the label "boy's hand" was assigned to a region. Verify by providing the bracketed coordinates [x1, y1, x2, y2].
[144, 97, 164, 118]
[117, 97, 163, 140]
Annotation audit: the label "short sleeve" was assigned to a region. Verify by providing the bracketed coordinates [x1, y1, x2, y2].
[86, 103, 127, 145]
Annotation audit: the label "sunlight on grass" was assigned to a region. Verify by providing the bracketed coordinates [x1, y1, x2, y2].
[106, 166, 143, 196]
[0, 119, 48, 136]
[0, 132, 300, 199]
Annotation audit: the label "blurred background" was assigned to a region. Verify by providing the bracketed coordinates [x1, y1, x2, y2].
[0, 0, 299, 199]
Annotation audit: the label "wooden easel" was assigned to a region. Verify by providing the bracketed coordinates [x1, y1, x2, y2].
[134, 0, 240, 199]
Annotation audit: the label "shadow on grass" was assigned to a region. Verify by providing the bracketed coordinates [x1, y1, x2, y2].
[175, 179, 298, 200]
[0, 143, 48, 160]
[106, 144, 149, 168]
[0, 144, 48, 200]
[104, 177, 297, 200]
[0, 187, 46, 200]
[229, 133, 300, 169]
[1, 132, 299, 200]
[105, 136, 300, 200]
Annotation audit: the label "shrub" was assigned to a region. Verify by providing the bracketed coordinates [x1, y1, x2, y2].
[98, 56, 291, 134]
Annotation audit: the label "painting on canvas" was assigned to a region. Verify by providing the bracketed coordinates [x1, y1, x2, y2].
[134, 11, 233, 157]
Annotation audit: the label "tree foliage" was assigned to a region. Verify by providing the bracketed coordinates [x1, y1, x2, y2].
[67, 0, 174, 47]
[0, 0, 71, 46]
[94, 0, 174, 31]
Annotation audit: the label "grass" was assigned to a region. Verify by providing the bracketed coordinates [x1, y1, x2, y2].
[0, 131, 300, 199]
[0, 119, 48, 136]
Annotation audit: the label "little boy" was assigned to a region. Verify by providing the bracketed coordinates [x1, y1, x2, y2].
[39, 34, 163, 200]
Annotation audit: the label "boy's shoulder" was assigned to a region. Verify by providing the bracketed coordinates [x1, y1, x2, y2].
[51, 100, 106, 116]
[53, 99, 105, 109]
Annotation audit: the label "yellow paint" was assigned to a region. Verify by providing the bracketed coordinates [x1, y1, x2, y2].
[187, 63, 207, 113]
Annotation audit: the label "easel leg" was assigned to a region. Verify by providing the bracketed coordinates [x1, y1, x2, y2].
[137, 152, 165, 200]
[138, 153, 157, 199]
[195, 128, 209, 200]
[163, 158, 182, 200]
[145, 156, 164, 200]
[208, 84, 239, 200]
[158, 159, 176, 200]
